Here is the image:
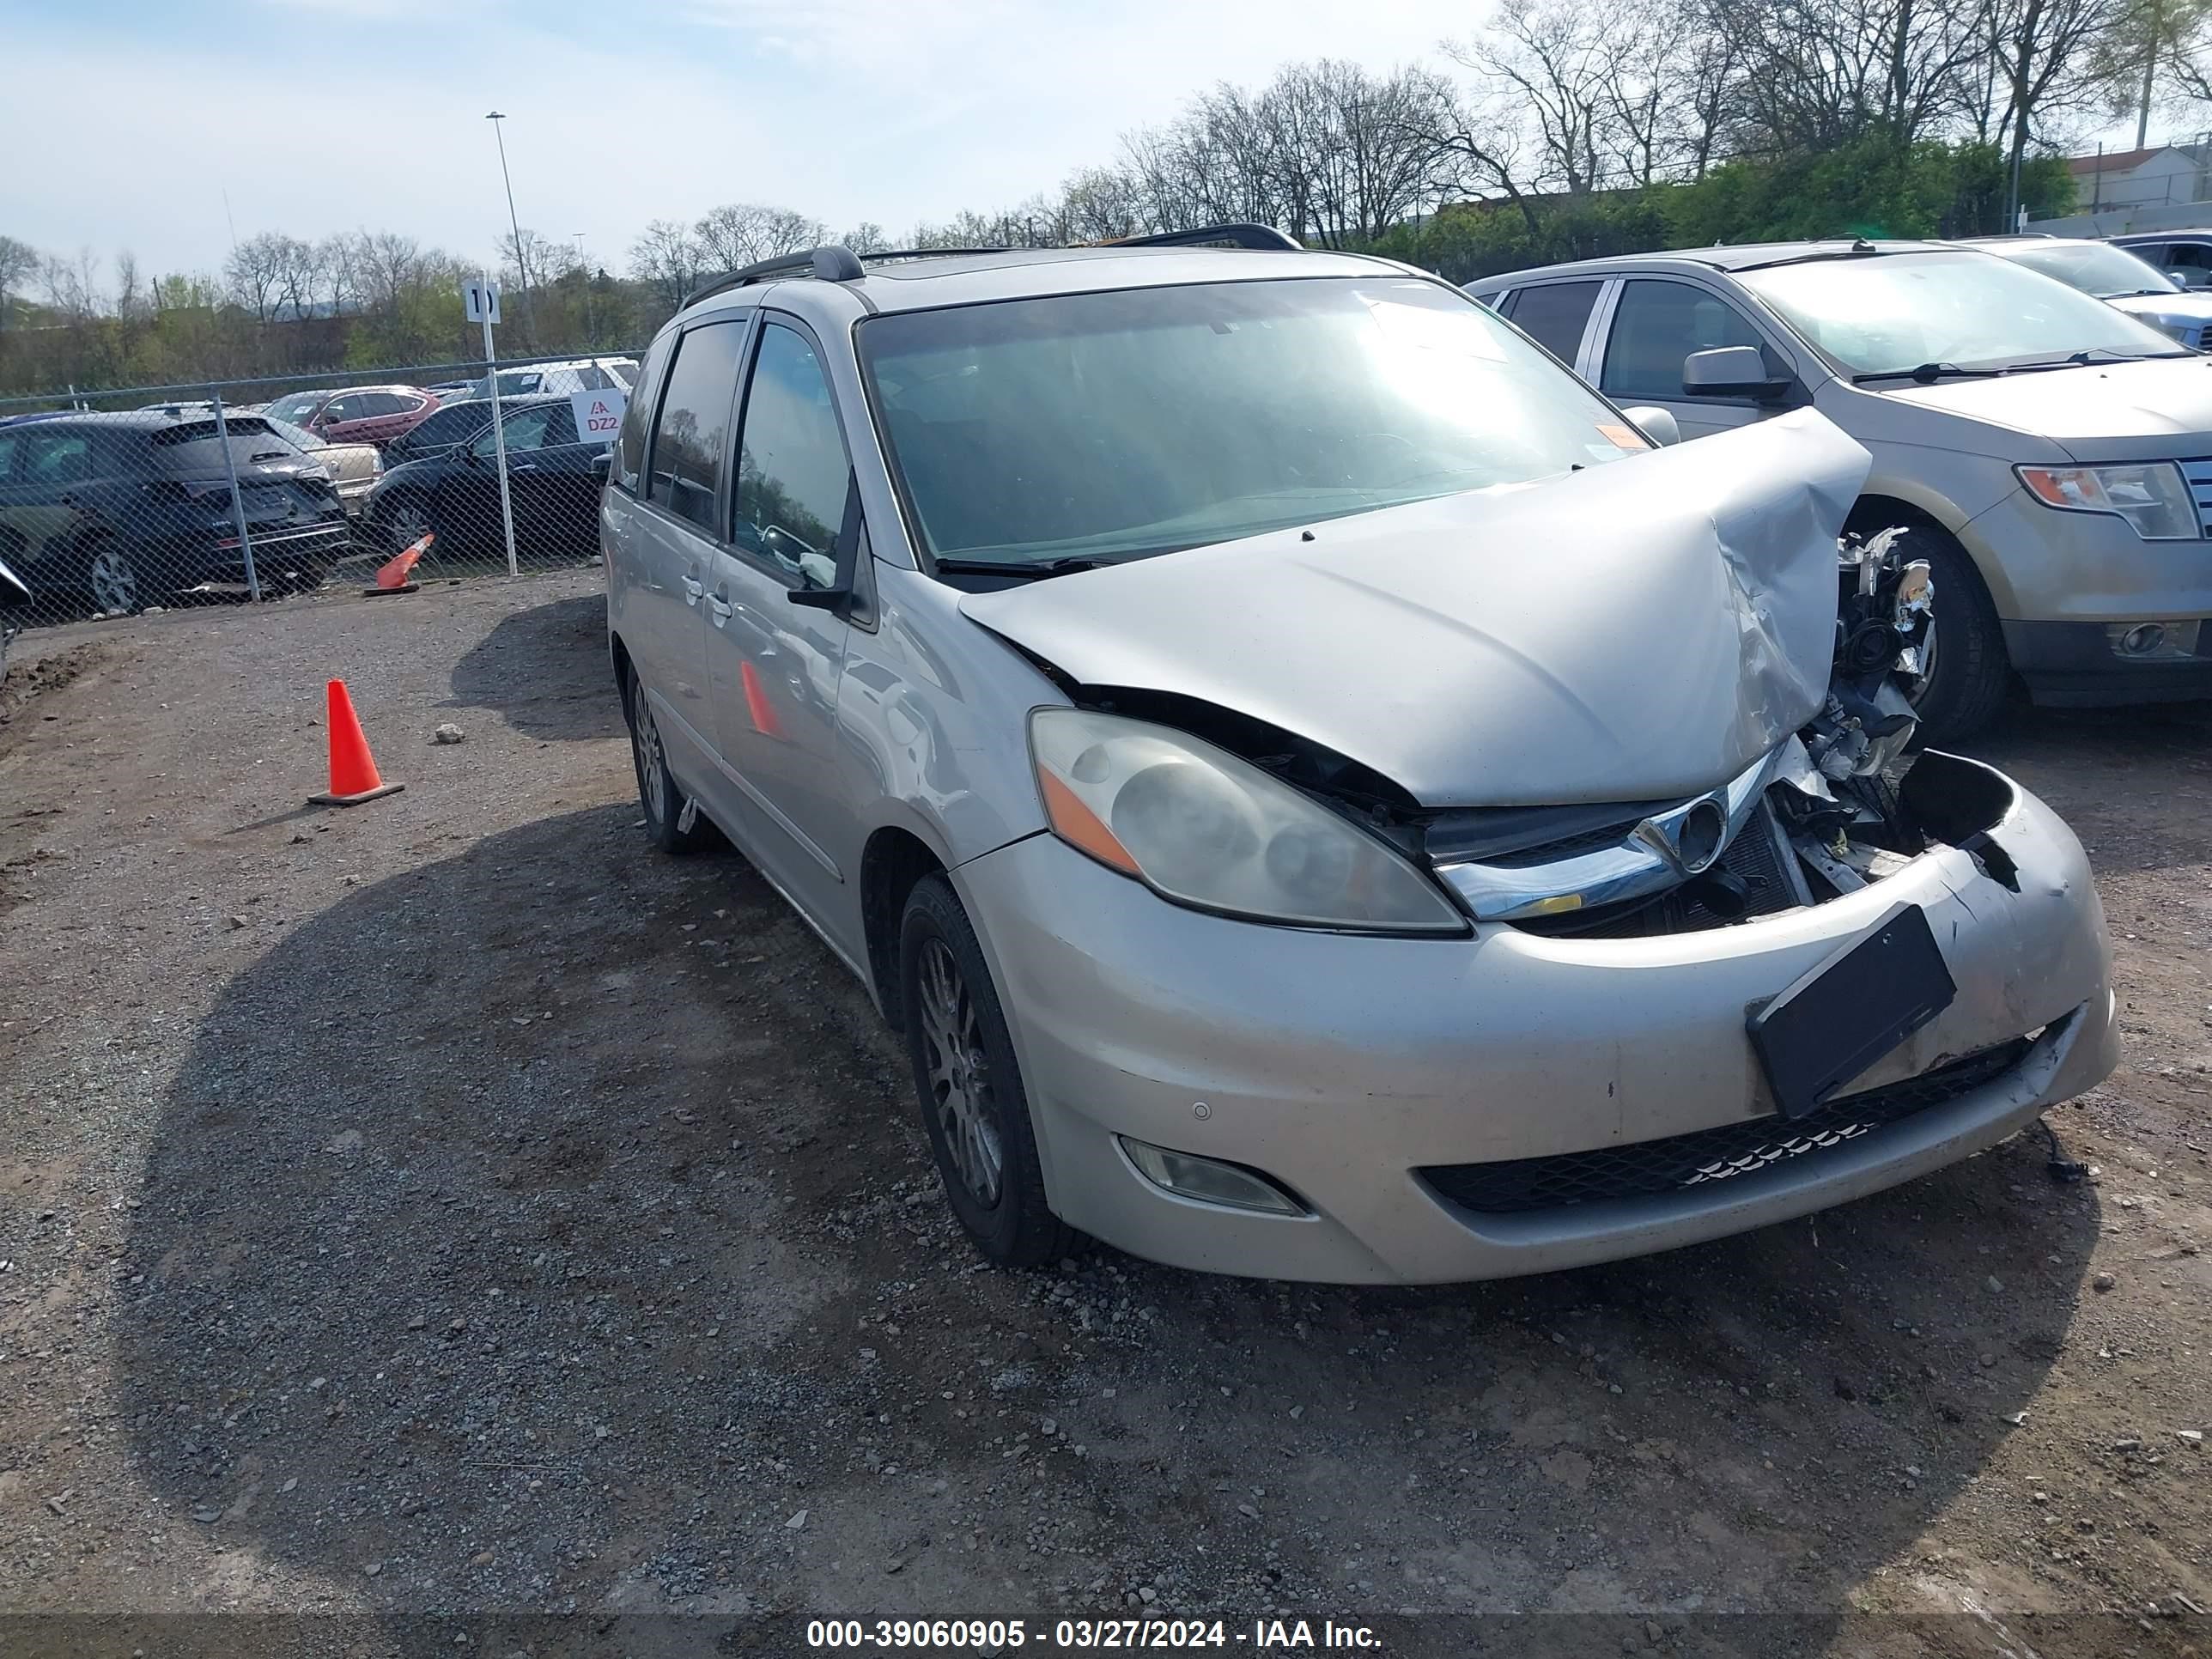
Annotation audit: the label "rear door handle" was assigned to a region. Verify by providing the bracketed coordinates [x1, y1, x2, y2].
[511, 462, 541, 473]
[681, 575, 703, 607]
[707, 594, 733, 626]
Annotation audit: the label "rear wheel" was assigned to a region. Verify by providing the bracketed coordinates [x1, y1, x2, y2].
[899, 874, 1075, 1268]
[84, 538, 143, 615]
[382, 495, 435, 556]
[626, 667, 715, 854]
[1891, 526, 2009, 744]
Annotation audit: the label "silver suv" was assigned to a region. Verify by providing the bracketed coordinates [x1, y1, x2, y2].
[603, 233, 2112, 1285]
[1472, 240, 2212, 735]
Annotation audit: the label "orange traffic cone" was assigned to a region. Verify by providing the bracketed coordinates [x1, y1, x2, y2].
[310, 678, 404, 806]
[363, 532, 429, 597]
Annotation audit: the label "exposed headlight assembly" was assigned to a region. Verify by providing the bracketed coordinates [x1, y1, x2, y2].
[2017, 462, 2197, 539]
[1029, 708, 1468, 936]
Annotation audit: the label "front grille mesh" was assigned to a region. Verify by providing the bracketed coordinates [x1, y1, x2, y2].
[1418, 1039, 2031, 1216]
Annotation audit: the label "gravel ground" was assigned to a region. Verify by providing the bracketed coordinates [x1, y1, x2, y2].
[0, 574, 2206, 1658]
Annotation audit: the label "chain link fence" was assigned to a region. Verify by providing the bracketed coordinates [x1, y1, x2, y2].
[0, 349, 641, 630]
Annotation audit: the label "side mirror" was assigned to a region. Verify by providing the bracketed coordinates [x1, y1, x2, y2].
[589, 450, 611, 474]
[1683, 344, 1793, 402]
[786, 478, 864, 614]
[1619, 405, 1681, 447]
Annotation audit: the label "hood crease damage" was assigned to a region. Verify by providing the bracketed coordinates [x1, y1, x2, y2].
[962, 410, 1872, 810]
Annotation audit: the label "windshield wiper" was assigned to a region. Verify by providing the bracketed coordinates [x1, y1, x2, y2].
[1851, 362, 2001, 386]
[2000, 347, 2156, 372]
[929, 555, 1129, 580]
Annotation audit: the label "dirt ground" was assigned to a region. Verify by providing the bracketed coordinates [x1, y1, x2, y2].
[0, 574, 2206, 1658]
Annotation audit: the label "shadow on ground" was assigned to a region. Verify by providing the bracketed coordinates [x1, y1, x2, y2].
[446, 592, 622, 741]
[114, 801, 2105, 1651]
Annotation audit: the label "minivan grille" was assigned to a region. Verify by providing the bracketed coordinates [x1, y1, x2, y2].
[2177, 458, 2212, 535]
[1418, 1039, 2030, 1215]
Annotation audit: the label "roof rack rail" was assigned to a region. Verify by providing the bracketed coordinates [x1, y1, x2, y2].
[1103, 223, 1304, 252]
[681, 245, 868, 311]
[858, 246, 1012, 263]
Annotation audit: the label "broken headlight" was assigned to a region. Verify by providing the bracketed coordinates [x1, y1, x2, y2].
[1029, 708, 1468, 935]
[2017, 462, 2197, 540]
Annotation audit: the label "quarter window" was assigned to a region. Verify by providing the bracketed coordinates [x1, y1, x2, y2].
[732, 322, 851, 589]
[614, 333, 678, 494]
[647, 321, 745, 533]
[1504, 281, 1603, 364]
[1601, 280, 1771, 401]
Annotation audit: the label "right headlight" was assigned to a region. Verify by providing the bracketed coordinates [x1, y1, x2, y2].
[1028, 708, 1468, 936]
[2017, 462, 2197, 539]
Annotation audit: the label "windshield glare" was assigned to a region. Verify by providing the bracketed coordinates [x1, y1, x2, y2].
[1741, 251, 2187, 376]
[1990, 240, 2179, 299]
[859, 277, 1649, 568]
[264, 392, 325, 423]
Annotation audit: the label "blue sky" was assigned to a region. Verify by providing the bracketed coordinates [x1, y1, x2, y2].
[2, 0, 1471, 280]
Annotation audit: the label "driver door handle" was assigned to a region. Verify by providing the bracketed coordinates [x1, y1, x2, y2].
[681, 574, 703, 607]
[707, 594, 733, 627]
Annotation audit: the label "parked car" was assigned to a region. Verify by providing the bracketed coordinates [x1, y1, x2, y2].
[0, 410, 349, 611]
[377, 398, 504, 468]
[361, 392, 606, 561]
[1471, 240, 2212, 735]
[453, 356, 636, 401]
[262, 416, 381, 519]
[605, 235, 2115, 1284]
[260, 384, 441, 447]
[2108, 228, 2212, 290]
[1954, 235, 2212, 345]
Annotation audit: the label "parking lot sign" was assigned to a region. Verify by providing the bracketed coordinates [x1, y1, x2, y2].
[572, 386, 628, 446]
[463, 278, 501, 325]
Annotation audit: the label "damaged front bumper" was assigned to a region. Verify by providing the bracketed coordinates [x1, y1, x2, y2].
[956, 764, 2115, 1285]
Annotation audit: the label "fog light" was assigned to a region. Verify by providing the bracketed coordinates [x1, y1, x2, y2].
[2106, 620, 2202, 660]
[1120, 1138, 1307, 1215]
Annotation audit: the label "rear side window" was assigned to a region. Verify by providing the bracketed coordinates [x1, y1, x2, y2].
[410, 404, 486, 447]
[645, 322, 744, 531]
[149, 417, 293, 474]
[21, 430, 95, 484]
[614, 334, 676, 494]
[1601, 279, 1767, 401]
[1505, 282, 1603, 365]
[732, 323, 852, 589]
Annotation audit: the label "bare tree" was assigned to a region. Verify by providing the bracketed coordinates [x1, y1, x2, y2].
[1447, 0, 1623, 194]
[628, 220, 707, 311]
[692, 204, 827, 271]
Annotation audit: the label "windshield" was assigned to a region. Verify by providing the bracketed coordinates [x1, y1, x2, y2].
[1988, 240, 2179, 300]
[264, 391, 326, 423]
[859, 276, 1648, 568]
[1741, 250, 2187, 376]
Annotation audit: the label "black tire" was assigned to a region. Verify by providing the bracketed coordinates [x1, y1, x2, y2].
[1898, 526, 2010, 744]
[626, 667, 716, 854]
[898, 873, 1076, 1269]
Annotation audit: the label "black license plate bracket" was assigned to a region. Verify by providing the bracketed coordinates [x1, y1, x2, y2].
[1747, 902, 1957, 1121]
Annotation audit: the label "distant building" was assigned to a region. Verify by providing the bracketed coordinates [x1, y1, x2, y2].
[2067, 145, 2206, 212]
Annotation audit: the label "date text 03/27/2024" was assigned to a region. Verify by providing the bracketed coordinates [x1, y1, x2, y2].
[805, 1619, 1382, 1650]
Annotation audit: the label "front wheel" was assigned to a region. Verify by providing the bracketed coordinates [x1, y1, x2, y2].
[1896, 527, 2009, 743]
[899, 874, 1075, 1268]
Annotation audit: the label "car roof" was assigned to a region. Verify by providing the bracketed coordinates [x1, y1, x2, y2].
[1469, 239, 1954, 289]
[9, 410, 273, 432]
[678, 243, 1404, 325]
[2112, 228, 2212, 240]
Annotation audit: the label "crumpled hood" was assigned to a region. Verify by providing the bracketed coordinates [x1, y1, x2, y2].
[960, 409, 1871, 809]
[1884, 353, 2212, 448]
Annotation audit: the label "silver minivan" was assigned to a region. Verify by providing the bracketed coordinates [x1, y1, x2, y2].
[1472, 241, 2212, 735]
[604, 235, 2113, 1285]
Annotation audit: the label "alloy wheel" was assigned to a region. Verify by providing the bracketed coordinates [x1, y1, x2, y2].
[88, 544, 140, 614]
[916, 937, 1003, 1206]
[386, 500, 433, 554]
[631, 686, 667, 827]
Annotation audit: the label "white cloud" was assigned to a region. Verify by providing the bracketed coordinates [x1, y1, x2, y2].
[3, 0, 1470, 278]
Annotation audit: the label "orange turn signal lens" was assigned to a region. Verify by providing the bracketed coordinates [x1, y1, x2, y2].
[1038, 768, 1139, 874]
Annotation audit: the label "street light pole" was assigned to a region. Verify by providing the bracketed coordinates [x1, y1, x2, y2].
[574, 231, 594, 348]
[484, 112, 535, 350]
